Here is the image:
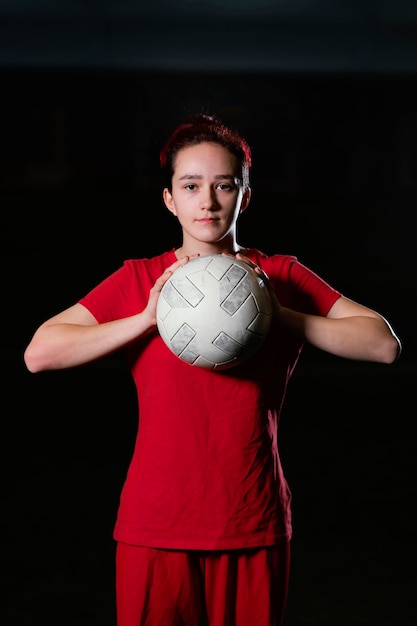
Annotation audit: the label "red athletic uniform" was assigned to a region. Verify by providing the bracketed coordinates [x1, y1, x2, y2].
[79, 247, 341, 625]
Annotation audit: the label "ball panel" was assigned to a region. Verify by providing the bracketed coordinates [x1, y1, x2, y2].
[221, 275, 252, 315]
[177, 339, 201, 365]
[247, 310, 272, 336]
[218, 264, 247, 307]
[163, 275, 204, 308]
[168, 323, 196, 353]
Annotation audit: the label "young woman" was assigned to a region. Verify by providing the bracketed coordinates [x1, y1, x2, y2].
[24, 114, 401, 626]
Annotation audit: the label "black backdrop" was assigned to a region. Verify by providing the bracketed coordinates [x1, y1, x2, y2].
[2, 6, 416, 625]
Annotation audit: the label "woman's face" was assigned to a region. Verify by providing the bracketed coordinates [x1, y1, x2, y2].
[163, 141, 250, 249]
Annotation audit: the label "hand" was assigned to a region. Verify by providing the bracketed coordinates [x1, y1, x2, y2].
[235, 253, 281, 317]
[145, 255, 199, 325]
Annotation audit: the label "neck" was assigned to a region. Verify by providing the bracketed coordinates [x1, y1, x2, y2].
[175, 231, 246, 259]
[175, 242, 245, 259]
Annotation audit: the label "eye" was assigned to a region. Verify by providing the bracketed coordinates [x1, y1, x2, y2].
[216, 183, 233, 191]
[184, 183, 197, 190]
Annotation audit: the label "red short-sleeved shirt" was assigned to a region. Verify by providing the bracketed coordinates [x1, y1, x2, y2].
[79, 248, 341, 550]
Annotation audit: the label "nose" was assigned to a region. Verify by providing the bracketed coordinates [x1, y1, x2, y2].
[200, 186, 218, 210]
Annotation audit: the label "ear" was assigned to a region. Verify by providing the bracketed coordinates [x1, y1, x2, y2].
[163, 188, 177, 216]
[239, 187, 252, 214]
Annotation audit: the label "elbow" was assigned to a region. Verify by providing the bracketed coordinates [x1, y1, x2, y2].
[380, 334, 402, 365]
[23, 344, 48, 374]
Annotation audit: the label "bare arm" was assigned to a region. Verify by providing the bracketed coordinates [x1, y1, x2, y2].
[276, 296, 402, 364]
[24, 255, 192, 373]
[235, 253, 402, 365]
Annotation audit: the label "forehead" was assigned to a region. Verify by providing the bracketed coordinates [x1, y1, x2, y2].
[173, 141, 239, 174]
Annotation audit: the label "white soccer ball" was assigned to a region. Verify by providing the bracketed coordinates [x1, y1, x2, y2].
[156, 254, 273, 370]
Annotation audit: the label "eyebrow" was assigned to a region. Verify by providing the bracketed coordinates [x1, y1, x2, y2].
[178, 174, 237, 181]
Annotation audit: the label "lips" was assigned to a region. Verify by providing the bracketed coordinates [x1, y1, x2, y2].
[197, 217, 219, 223]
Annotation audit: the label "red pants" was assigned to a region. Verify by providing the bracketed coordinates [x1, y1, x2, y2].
[116, 542, 291, 626]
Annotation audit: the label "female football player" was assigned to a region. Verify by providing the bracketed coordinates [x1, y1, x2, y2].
[24, 113, 401, 626]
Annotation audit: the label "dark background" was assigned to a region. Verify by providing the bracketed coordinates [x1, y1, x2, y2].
[2, 2, 415, 625]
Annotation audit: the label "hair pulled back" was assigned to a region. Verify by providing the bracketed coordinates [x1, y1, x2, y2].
[160, 113, 252, 190]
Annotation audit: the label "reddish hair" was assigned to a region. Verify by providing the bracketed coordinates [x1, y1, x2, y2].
[159, 113, 252, 190]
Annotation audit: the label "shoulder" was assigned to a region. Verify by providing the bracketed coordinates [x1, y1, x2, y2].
[79, 249, 177, 320]
[244, 248, 299, 277]
[121, 249, 177, 278]
[245, 248, 342, 313]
